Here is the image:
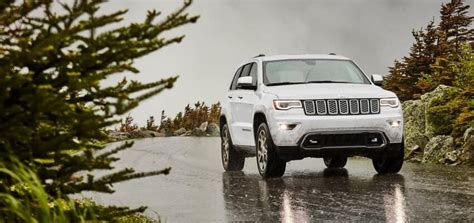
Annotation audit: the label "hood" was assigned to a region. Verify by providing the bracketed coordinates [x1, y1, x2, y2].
[263, 83, 397, 99]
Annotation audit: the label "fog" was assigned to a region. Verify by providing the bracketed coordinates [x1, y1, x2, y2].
[102, 0, 468, 124]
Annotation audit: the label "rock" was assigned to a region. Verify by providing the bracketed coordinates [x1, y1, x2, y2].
[183, 130, 193, 136]
[108, 131, 129, 141]
[141, 130, 160, 137]
[154, 132, 166, 137]
[404, 131, 429, 154]
[403, 100, 428, 150]
[463, 127, 473, 142]
[422, 135, 455, 164]
[444, 150, 460, 164]
[402, 85, 463, 164]
[459, 128, 474, 165]
[174, 128, 187, 136]
[206, 123, 220, 137]
[192, 128, 205, 136]
[128, 130, 147, 138]
[199, 121, 208, 132]
[403, 100, 426, 132]
[405, 145, 422, 161]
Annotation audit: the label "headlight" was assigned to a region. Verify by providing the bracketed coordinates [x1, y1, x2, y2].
[273, 100, 302, 110]
[380, 98, 399, 108]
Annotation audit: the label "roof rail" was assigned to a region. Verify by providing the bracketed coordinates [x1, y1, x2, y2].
[328, 53, 337, 55]
[253, 54, 265, 58]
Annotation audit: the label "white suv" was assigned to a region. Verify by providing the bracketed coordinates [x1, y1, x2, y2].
[220, 54, 404, 178]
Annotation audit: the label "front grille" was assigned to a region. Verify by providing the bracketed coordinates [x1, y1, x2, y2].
[301, 132, 385, 148]
[303, 98, 380, 116]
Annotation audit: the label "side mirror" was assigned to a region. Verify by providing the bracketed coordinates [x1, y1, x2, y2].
[371, 74, 383, 86]
[237, 76, 256, 90]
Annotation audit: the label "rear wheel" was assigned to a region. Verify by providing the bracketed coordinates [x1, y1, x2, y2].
[256, 122, 286, 178]
[323, 156, 347, 168]
[372, 142, 404, 174]
[221, 123, 245, 171]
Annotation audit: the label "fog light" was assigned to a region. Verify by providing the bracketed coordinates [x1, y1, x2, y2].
[279, 123, 297, 130]
[389, 120, 401, 128]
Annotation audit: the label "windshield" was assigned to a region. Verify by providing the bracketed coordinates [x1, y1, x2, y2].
[263, 59, 371, 86]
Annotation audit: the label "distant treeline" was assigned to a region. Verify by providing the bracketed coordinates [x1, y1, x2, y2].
[117, 101, 221, 133]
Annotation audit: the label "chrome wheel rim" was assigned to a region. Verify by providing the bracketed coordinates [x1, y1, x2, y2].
[257, 129, 268, 173]
[222, 125, 230, 167]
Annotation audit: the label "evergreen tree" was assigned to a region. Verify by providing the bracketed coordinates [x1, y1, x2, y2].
[384, 0, 472, 99]
[383, 60, 411, 100]
[0, 0, 198, 219]
[384, 26, 437, 100]
[439, 0, 473, 52]
[145, 116, 158, 131]
[432, 0, 473, 88]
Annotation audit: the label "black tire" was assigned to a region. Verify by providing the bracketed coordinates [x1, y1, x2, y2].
[221, 123, 245, 171]
[372, 142, 404, 174]
[323, 156, 347, 168]
[256, 122, 286, 178]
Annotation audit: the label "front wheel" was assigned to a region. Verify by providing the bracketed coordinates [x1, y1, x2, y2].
[256, 122, 286, 178]
[372, 143, 404, 174]
[221, 123, 245, 171]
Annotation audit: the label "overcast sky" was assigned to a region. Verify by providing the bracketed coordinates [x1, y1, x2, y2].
[101, 0, 471, 125]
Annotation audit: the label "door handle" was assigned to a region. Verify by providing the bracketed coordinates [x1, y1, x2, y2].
[228, 96, 233, 99]
[237, 96, 243, 99]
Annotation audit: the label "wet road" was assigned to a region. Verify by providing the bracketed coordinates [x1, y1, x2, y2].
[82, 137, 474, 222]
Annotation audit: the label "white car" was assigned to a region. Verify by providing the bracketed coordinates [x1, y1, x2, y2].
[220, 54, 404, 178]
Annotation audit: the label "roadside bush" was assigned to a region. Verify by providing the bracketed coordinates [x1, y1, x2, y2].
[427, 86, 474, 145]
[118, 114, 139, 133]
[159, 101, 221, 132]
[145, 116, 159, 132]
[426, 87, 462, 135]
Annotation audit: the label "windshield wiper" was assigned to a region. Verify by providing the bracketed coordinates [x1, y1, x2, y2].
[266, 82, 305, 86]
[305, 80, 352, 84]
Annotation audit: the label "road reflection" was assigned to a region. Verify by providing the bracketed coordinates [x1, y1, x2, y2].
[222, 170, 406, 222]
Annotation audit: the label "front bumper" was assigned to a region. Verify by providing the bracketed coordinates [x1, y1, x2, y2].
[276, 143, 403, 160]
[266, 107, 403, 147]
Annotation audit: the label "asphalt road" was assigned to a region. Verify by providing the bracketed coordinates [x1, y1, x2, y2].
[81, 137, 474, 222]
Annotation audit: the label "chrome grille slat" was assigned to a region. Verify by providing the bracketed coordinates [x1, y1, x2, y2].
[360, 99, 370, 114]
[339, 100, 349, 115]
[370, 99, 380, 114]
[327, 100, 338, 115]
[303, 98, 379, 116]
[316, 100, 327, 115]
[349, 99, 359, 114]
[304, 100, 315, 115]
